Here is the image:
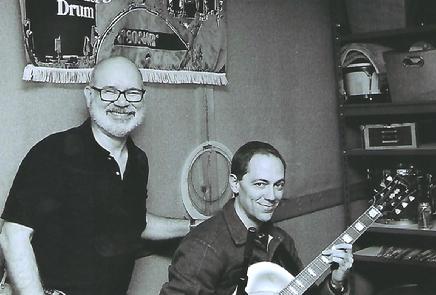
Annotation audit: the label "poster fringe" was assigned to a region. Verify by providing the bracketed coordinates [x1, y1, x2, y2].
[140, 69, 228, 86]
[23, 65, 91, 84]
[23, 65, 228, 86]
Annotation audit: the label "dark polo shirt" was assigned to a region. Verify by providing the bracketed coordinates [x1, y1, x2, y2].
[2, 119, 149, 295]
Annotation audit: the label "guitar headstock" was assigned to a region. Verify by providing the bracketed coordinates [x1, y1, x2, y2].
[371, 173, 417, 216]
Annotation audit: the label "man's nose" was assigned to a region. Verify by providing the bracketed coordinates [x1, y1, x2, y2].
[114, 93, 130, 107]
[263, 185, 276, 201]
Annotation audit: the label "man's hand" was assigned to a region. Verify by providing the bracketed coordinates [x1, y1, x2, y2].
[322, 243, 353, 285]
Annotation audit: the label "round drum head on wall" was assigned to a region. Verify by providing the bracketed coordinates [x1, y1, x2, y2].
[181, 141, 233, 220]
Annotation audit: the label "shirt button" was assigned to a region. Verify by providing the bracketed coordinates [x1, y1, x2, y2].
[115, 171, 120, 176]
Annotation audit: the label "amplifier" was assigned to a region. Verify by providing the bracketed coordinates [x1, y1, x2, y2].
[361, 123, 417, 150]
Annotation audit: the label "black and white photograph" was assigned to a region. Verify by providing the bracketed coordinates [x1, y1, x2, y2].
[0, 1, 435, 294]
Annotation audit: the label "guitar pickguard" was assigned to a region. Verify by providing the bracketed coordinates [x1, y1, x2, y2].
[246, 261, 295, 295]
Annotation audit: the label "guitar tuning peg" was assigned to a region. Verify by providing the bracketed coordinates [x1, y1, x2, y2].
[386, 176, 393, 181]
[395, 209, 402, 215]
[409, 196, 416, 202]
[394, 188, 400, 194]
[401, 202, 408, 208]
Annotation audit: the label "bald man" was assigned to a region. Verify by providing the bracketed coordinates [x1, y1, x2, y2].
[0, 57, 190, 295]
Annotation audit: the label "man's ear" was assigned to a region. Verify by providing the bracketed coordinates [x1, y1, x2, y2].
[229, 174, 239, 194]
[83, 85, 93, 108]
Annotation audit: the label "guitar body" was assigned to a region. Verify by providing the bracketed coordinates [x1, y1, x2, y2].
[245, 262, 294, 295]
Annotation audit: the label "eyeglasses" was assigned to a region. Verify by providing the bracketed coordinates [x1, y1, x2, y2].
[90, 86, 146, 103]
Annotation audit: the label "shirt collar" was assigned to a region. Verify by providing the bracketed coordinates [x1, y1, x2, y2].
[79, 118, 136, 157]
[223, 198, 252, 246]
[78, 118, 109, 157]
[223, 198, 275, 246]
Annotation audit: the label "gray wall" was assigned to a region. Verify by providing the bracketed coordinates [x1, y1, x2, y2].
[0, 1, 346, 294]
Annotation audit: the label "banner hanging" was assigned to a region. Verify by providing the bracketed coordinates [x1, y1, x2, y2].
[20, 0, 227, 85]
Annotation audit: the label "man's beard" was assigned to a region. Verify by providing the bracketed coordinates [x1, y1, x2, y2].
[89, 103, 145, 138]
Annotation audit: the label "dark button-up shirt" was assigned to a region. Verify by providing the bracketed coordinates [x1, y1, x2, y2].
[160, 198, 338, 295]
[2, 119, 149, 295]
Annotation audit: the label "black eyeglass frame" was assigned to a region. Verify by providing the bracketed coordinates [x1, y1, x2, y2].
[90, 86, 146, 103]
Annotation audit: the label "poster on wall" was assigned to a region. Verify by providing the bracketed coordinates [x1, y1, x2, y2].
[19, 0, 227, 85]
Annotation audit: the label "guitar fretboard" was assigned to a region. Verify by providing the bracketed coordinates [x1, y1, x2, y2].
[279, 206, 383, 295]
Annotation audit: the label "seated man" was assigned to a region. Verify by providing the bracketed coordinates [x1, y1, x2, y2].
[0, 56, 190, 295]
[160, 141, 353, 295]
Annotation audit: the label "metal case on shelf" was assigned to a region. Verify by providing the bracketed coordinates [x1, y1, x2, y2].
[362, 123, 417, 150]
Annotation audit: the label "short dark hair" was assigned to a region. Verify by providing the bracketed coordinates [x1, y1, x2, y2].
[231, 141, 286, 180]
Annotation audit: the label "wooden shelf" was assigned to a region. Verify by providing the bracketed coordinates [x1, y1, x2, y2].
[355, 254, 436, 268]
[340, 101, 436, 117]
[340, 25, 436, 44]
[354, 246, 436, 268]
[368, 221, 436, 237]
[345, 144, 436, 157]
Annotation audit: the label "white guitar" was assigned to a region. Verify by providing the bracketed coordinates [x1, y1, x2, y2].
[241, 175, 417, 295]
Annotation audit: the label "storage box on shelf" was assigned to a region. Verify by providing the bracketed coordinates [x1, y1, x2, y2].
[384, 48, 436, 103]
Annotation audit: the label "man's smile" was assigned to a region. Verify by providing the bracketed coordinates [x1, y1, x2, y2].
[256, 201, 278, 212]
[106, 109, 135, 118]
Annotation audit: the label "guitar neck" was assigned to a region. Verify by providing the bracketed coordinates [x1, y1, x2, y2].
[280, 206, 383, 295]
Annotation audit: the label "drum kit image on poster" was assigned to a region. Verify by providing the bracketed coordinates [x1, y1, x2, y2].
[21, 0, 223, 69]
[167, 0, 223, 20]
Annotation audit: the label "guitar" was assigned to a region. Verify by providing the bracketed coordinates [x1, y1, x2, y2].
[242, 174, 417, 295]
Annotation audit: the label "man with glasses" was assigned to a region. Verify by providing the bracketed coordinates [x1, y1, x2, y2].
[0, 56, 191, 295]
